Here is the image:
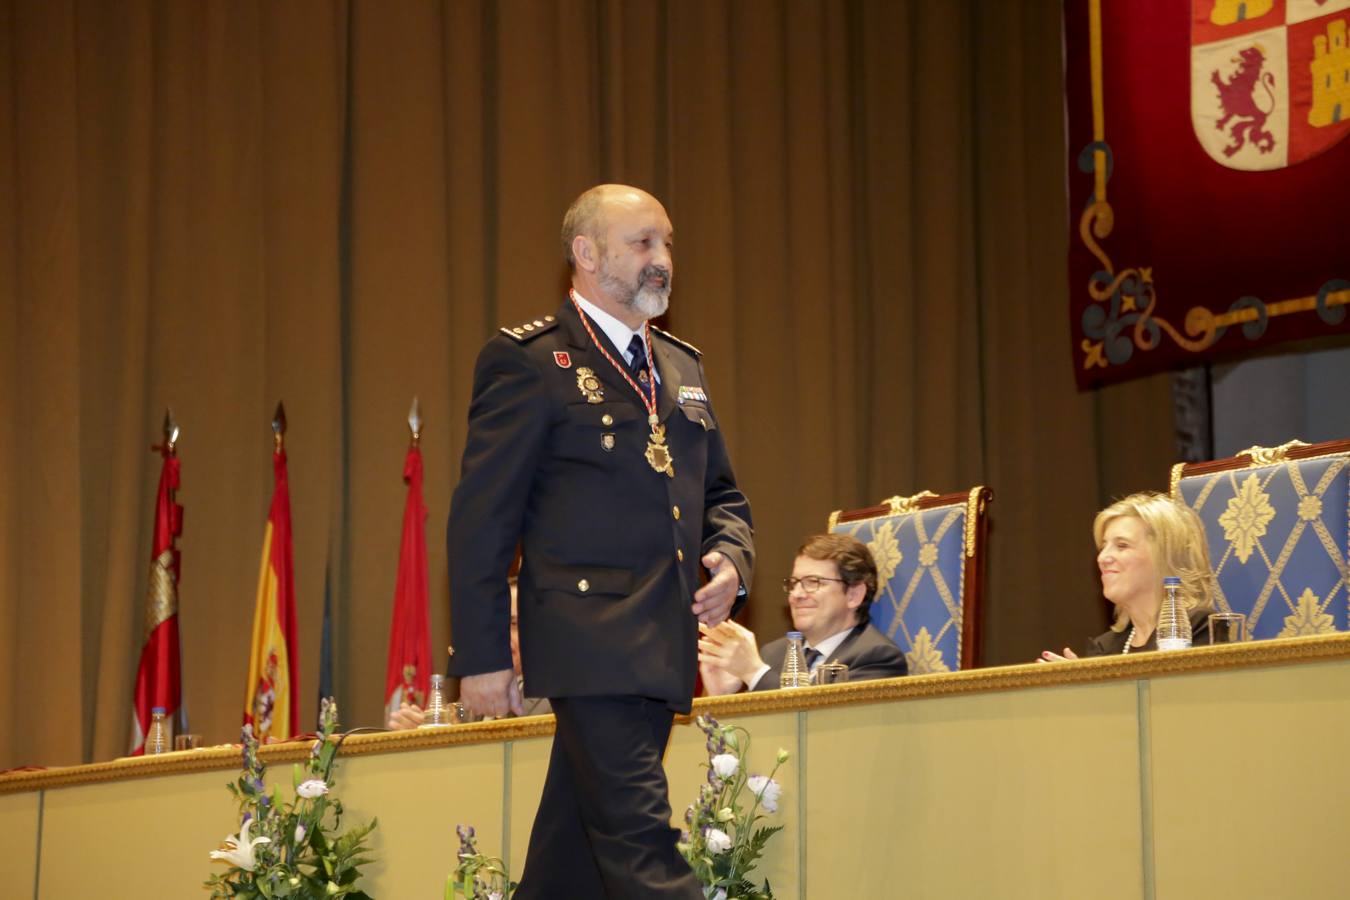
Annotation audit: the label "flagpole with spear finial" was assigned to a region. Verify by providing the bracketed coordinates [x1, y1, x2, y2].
[130, 407, 185, 753]
[273, 402, 287, 452]
[244, 400, 300, 739]
[408, 395, 422, 447]
[156, 408, 180, 456]
[384, 395, 432, 725]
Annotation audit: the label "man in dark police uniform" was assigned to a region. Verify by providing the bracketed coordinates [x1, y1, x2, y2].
[448, 183, 755, 899]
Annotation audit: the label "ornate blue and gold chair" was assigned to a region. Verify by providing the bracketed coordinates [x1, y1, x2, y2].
[1171, 438, 1350, 640]
[828, 487, 992, 674]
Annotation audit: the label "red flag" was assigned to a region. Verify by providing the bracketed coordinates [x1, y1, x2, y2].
[243, 443, 300, 740]
[129, 437, 184, 754]
[384, 445, 432, 721]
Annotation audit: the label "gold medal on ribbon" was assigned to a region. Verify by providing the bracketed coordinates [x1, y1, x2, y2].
[644, 420, 675, 478]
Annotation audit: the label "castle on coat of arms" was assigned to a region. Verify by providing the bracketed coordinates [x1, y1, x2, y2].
[1309, 19, 1349, 127]
[1210, 0, 1274, 26]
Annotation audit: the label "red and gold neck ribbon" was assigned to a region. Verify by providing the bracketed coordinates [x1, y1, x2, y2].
[568, 289, 674, 477]
[568, 289, 659, 424]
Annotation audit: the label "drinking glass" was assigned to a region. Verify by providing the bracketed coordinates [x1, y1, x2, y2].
[816, 662, 850, 685]
[1208, 612, 1247, 645]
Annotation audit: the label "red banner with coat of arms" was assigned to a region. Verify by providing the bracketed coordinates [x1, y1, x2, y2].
[1065, 0, 1350, 389]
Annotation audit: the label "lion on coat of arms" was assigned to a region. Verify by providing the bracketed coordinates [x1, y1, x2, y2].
[1212, 45, 1277, 157]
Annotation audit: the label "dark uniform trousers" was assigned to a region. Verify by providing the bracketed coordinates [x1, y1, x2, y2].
[447, 300, 754, 899]
[516, 696, 699, 900]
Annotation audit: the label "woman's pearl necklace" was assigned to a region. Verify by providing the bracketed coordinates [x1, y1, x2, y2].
[1122, 624, 1138, 655]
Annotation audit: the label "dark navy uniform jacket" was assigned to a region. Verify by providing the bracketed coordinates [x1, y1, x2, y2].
[447, 299, 754, 713]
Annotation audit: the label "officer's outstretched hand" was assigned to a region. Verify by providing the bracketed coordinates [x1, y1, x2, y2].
[692, 551, 740, 627]
[460, 668, 524, 719]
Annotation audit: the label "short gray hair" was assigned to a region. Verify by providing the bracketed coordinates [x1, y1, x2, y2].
[561, 187, 608, 269]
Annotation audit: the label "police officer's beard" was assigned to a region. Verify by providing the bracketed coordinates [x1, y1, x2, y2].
[627, 265, 672, 319]
[598, 262, 671, 319]
[630, 284, 669, 319]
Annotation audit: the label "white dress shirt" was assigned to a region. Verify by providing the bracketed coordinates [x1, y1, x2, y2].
[572, 291, 660, 384]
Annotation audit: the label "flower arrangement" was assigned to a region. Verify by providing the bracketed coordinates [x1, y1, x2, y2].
[679, 715, 788, 900]
[446, 824, 515, 899]
[206, 698, 378, 899]
[445, 716, 785, 899]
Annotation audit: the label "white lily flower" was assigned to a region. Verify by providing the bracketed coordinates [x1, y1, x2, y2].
[209, 818, 272, 871]
[296, 779, 330, 799]
[710, 753, 739, 779]
[705, 828, 732, 854]
[746, 775, 782, 813]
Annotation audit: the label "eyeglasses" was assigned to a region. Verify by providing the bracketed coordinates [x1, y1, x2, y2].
[782, 575, 846, 594]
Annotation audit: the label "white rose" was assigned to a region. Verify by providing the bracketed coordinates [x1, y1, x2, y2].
[710, 753, 739, 779]
[746, 775, 782, 813]
[296, 779, 330, 799]
[705, 828, 732, 854]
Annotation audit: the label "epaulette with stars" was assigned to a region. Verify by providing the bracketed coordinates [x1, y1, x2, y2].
[500, 314, 559, 342]
[649, 324, 701, 357]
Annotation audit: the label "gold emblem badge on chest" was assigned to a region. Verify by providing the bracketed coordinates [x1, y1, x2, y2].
[575, 367, 604, 404]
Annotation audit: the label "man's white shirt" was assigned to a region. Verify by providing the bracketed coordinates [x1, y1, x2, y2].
[572, 291, 660, 383]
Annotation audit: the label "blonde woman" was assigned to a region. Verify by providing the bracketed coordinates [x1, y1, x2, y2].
[1042, 492, 1216, 659]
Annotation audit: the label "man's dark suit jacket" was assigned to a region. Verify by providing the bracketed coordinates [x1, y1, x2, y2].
[447, 300, 754, 713]
[753, 622, 907, 691]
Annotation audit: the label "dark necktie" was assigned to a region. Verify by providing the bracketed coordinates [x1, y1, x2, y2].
[804, 647, 823, 670]
[626, 334, 650, 384]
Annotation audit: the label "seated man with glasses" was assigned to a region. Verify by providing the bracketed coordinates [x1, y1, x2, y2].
[699, 533, 907, 694]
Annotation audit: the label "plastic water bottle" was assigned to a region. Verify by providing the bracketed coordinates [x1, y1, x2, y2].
[146, 707, 171, 754]
[1156, 576, 1192, 651]
[422, 674, 448, 726]
[780, 632, 811, 689]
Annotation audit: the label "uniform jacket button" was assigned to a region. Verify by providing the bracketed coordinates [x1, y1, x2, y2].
[578, 578, 590, 592]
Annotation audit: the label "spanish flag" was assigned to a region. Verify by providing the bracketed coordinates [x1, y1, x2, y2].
[384, 441, 432, 723]
[129, 414, 184, 754]
[243, 416, 299, 741]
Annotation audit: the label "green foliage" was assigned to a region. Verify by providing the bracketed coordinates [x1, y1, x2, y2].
[445, 717, 787, 899]
[678, 716, 789, 900]
[445, 825, 515, 899]
[204, 699, 378, 899]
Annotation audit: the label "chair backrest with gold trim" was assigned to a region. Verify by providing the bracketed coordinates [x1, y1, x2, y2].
[1170, 438, 1350, 641]
[827, 487, 992, 673]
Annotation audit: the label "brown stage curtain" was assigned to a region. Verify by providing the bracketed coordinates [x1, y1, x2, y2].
[0, 0, 1173, 770]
